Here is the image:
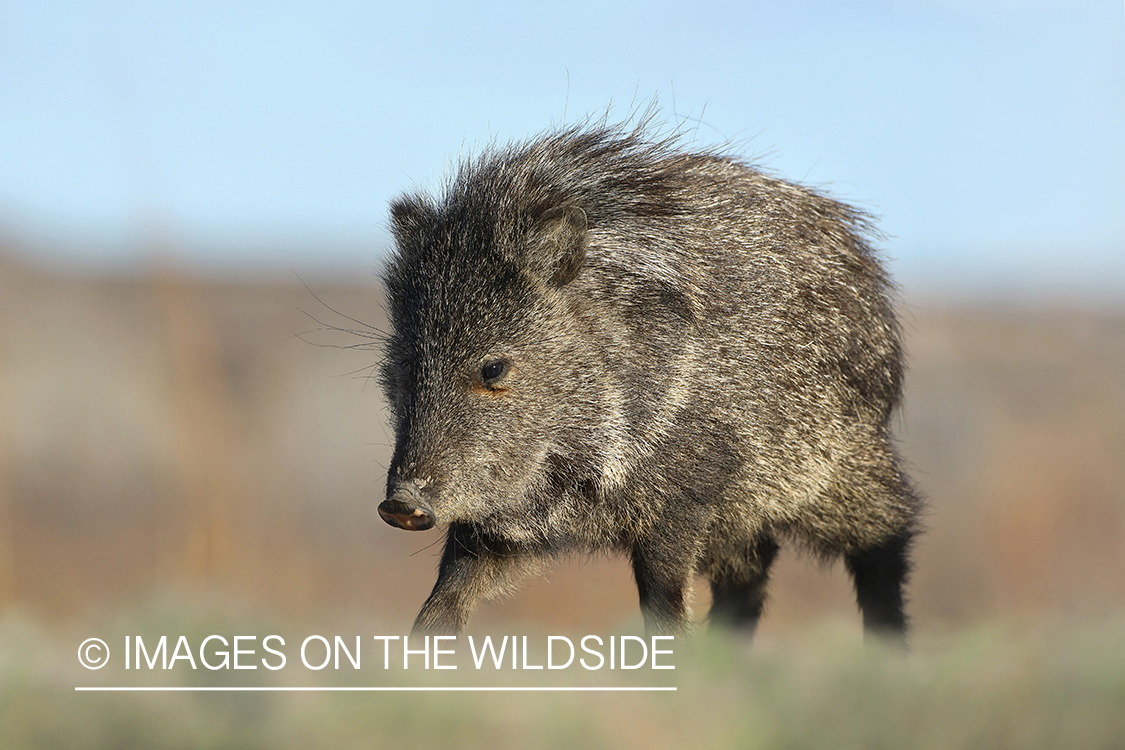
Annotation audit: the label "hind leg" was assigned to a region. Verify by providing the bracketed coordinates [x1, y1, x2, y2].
[805, 436, 920, 642]
[845, 531, 913, 641]
[705, 533, 780, 635]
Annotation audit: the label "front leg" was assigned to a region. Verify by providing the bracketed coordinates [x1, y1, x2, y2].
[629, 510, 710, 636]
[412, 523, 531, 635]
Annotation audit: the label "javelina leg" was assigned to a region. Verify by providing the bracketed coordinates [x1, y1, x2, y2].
[844, 532, 912, 641]
[412, 523, 528, 635]
[707, 534, 780, 635]
[630, 522, 707, 635]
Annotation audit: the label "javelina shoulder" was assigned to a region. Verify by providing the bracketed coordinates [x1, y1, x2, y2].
[378, 122, 920, 638]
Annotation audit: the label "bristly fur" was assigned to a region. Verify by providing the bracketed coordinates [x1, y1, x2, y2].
[379, 120, 921, 639]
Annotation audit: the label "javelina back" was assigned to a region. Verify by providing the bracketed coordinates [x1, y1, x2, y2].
[378, 122, 920, 638]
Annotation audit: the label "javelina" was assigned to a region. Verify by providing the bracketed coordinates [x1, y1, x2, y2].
[378, 122, 920, 638]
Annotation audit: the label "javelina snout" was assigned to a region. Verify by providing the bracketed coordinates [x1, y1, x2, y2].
[377, 120, 922, 641]
[379, 479, 436, 531]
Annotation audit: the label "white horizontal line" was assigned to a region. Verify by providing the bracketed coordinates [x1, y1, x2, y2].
[75, 686, 676, 692]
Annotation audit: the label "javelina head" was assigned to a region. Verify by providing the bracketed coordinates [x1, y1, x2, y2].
[378, 183, 615, 538]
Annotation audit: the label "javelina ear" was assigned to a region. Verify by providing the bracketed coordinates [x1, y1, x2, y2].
[389, 195, 436, 237]
[532, 204, 588, 287]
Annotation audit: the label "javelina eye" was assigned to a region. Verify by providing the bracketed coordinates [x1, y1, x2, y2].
[480, 358, 508, 386]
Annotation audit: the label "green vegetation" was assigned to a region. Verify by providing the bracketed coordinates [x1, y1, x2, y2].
[2, 264, 1123, 748]
[3, 607, 1123, 749]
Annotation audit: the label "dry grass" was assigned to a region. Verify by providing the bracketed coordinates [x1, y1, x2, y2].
[0, 250, 1123, 745]
[2, 603, 1124, 749]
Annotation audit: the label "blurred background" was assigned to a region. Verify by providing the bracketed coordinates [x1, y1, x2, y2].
[1, 0, 1123, 747]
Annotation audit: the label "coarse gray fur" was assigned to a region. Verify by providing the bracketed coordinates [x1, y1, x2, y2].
[378, 120, 921, 639]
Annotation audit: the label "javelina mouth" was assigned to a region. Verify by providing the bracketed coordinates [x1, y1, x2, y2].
[378, 499, 435, 531]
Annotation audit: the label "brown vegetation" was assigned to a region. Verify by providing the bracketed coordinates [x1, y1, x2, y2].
[0, 251, 1122, 634]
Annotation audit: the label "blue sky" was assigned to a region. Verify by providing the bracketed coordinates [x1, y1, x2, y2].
[1, 0, 1123, 292]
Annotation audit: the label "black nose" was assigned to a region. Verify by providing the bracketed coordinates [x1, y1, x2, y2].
[379, 480, 436, 531]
